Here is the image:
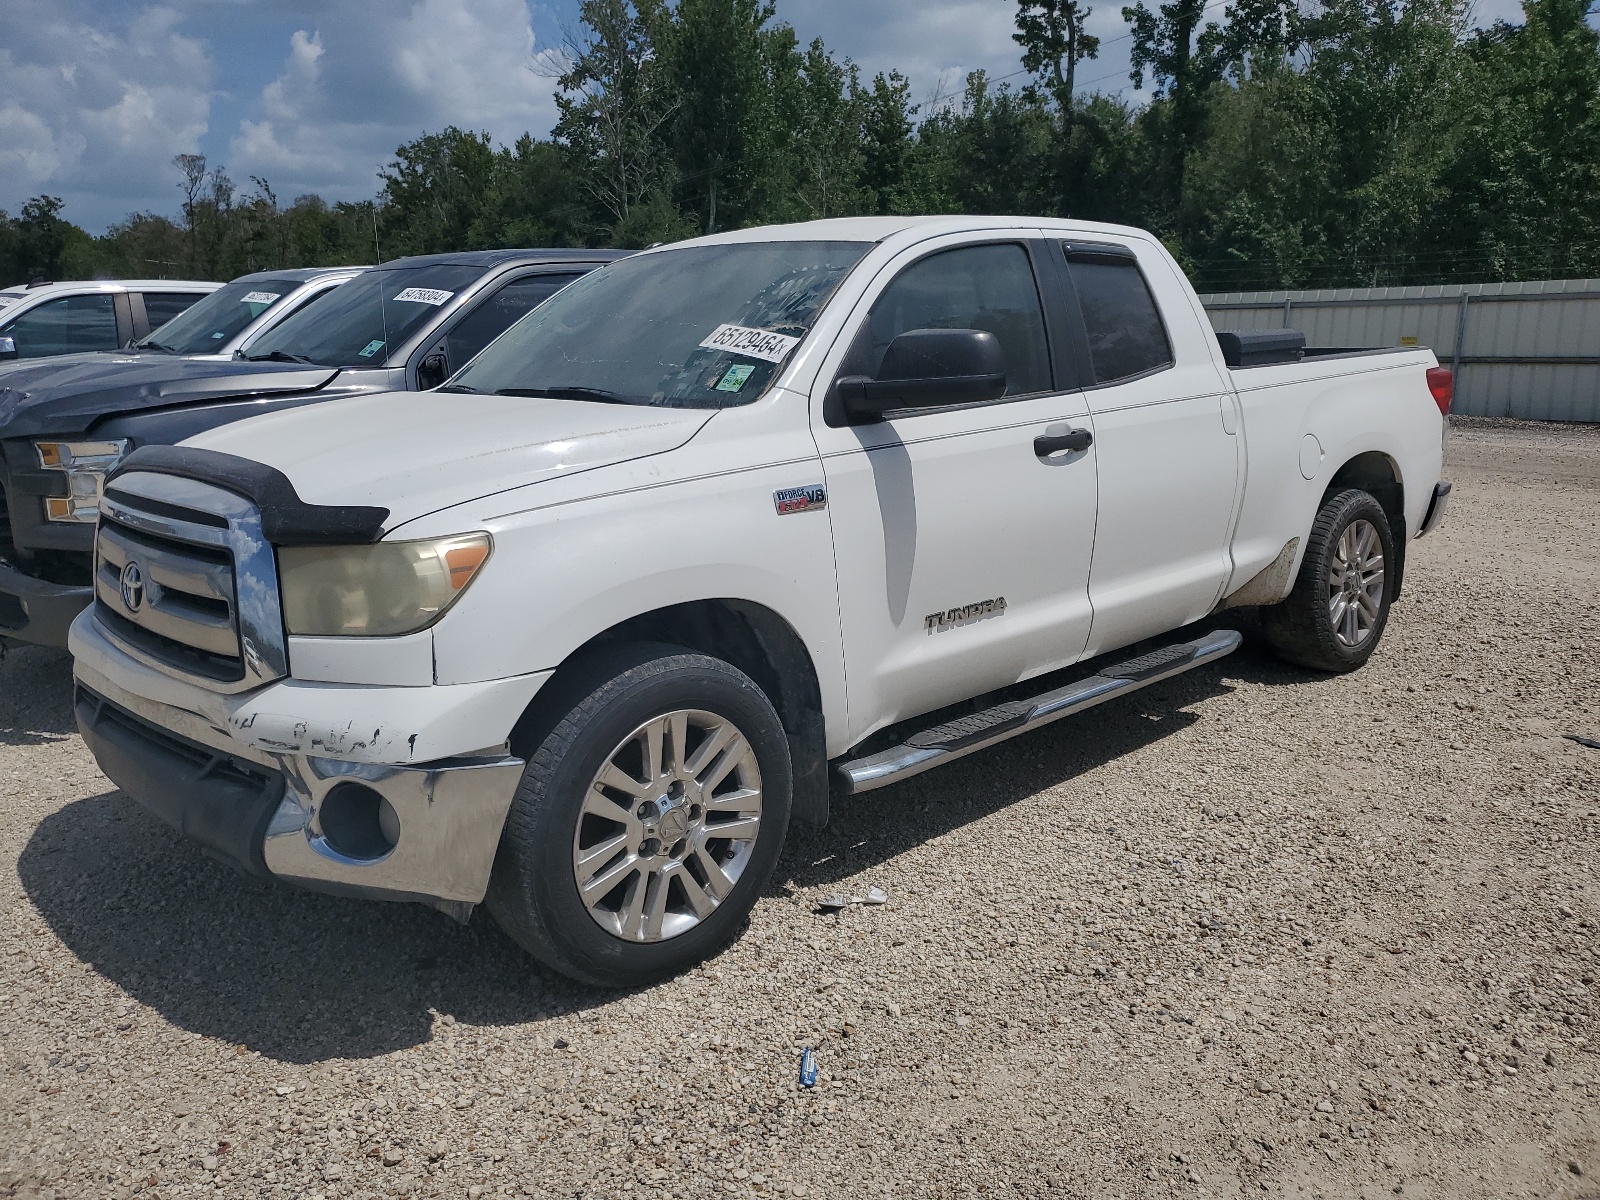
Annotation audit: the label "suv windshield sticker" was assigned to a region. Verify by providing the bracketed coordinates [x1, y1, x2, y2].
[393, 287, 455, 306]
[359, 339, 386, 358]
[715, 364, 757, 392]
[699, 323, 801, 364]
[239, 291, 282, 305]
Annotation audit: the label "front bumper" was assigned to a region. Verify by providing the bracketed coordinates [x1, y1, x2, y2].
[70, 609, 547, 911]
[0, 559, 90, 648]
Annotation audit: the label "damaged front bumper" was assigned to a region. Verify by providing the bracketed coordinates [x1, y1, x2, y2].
[70, 610, 548, 914]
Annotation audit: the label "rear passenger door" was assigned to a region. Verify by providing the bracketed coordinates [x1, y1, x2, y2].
[1054, 239, 1240, 657]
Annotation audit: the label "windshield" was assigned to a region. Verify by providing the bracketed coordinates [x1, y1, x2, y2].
[448, 241, 870, 408]
[137, 276, 305, 354]
[245, 264, 485, 367]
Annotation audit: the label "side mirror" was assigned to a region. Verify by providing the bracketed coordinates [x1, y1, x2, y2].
[837, 328, 1006, 420]
[0, 336, 16, 361]
[417, 351, 449, 391]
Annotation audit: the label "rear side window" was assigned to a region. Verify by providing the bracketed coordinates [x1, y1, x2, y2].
[0, 294, 119, 357]
[864, 243, 1052, 397]
[1065, 251, 1173, 384]
[141, 292, 209, 329]
[445, 274, 580, 367]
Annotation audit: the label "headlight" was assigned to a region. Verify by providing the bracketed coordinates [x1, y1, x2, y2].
[278, 533, 492, 637]
[35, 439, 129, 523]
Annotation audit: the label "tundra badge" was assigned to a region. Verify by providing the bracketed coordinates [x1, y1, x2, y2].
[774, 484, 827, 515]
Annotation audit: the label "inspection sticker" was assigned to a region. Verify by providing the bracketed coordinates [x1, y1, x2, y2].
[715, 363, 757, 392]
[393, 287, 454, 306]
[699, 323, 801, 364]
[358, 339, 386, 358]
[239, 291, 281, 305]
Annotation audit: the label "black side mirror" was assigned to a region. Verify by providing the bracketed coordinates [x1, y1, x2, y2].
[837, 328, 1006, 420]
[0, 336, 16, 362]
[417, 351, 449, 391]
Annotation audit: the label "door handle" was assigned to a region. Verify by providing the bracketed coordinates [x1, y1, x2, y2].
[1034, 428, 1093, 458]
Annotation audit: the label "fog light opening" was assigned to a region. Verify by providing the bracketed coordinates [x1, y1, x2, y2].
[317, 782, 399, 861]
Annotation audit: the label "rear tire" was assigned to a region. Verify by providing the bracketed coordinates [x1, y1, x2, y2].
[486, 642, 791, 988]
[1260, 488, 1396, 673]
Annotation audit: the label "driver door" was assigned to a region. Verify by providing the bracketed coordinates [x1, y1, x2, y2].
[811, 235, 1100, 745]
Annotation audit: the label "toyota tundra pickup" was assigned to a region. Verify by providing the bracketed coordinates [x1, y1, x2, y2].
[0, 249, 618, 648]
[68, 217, 1453, 987]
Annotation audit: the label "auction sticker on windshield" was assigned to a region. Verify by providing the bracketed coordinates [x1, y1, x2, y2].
[699, 324, 801, 364]
[240, 291, 281, 305]
[393, 288, 455, 306]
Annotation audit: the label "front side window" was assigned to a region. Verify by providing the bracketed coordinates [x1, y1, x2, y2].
[141, 292, 210, 331]
[859, 243, 1053, 397]
[448, 242, 869, 409]
[444, 273, 580, 367]
[245, 264, 485, 368]
[1066, 251, 1174, 384]
[138, 279, 302, 354]
[0, 294, 118, 358]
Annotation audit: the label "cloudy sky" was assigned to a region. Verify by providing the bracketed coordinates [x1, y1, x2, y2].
[0, 0, 1530, 234]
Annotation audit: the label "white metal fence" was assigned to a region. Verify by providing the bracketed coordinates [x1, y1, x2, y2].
[1199, 278, 1600, 422]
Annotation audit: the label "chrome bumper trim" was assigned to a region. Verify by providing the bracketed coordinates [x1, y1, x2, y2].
[264, 754, 524, 906]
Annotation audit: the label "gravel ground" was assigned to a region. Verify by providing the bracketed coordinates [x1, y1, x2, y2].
[2, 419, 1598, 1200]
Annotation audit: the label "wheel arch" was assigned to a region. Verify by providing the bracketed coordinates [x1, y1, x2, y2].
[1324, 450, 1406, 599]
[508, 598, 831, 826]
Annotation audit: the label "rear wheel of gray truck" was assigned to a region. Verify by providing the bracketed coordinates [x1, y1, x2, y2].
[486, 643, 792, 988]
[1261, 488, 1397, 673]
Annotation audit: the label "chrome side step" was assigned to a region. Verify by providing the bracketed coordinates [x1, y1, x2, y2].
[833, 629, 1242, 794]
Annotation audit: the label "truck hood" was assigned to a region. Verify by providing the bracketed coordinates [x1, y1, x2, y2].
[0, 353, 341, 439]
[185, 389, 716, 531]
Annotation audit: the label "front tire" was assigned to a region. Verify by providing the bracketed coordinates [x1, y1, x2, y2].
[1261, 488, 1396, 673]
[486, 643, 792, 987]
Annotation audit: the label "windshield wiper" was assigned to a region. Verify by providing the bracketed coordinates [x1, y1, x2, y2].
[132, 340, 176, 354]
[495, 386, 638, 405]
[245, 350, 317, 365]
[435, 384, 479, 394]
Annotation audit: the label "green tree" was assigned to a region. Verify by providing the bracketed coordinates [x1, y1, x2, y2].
[379, 127, 505, 255]
[1013, 0, 1101, 121]
[555, 0, 679, 240]
[657, 0, 774, 232]
[859, 71, 916, 214]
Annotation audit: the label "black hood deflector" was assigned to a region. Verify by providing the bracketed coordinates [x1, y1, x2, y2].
[108, 446, 390, 545]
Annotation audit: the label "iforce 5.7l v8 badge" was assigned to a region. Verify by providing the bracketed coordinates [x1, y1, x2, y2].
[773, 484, 827, 515]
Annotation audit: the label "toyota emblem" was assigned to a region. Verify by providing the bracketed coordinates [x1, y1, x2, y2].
[120, 561, 146, 612]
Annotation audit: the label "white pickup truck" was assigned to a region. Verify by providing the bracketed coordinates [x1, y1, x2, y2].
[68, 217, 1452, 986]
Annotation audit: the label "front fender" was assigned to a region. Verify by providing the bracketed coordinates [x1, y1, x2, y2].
[423, 456, 849, 754]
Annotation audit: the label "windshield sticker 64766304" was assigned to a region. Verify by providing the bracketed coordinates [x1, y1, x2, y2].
[700, 323, 801, 364]
[393, 287, 455, 306]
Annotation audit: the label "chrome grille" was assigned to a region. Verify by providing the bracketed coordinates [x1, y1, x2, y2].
[93, 472, 288, 692]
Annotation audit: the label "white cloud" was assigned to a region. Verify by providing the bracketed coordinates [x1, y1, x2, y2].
[0, 1, 215, 230]
[229, 0, 558, 203]
[785, 0, 1027, 109]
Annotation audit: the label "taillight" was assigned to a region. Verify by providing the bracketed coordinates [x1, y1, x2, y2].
[1425, 366, 1453, 415]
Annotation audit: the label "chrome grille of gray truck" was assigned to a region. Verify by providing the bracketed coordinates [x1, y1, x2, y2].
[92, 471, 288, 692]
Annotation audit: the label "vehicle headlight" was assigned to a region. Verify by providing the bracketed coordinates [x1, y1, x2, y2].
[278, 533, 492, 637]
[35, 439, 130, 523]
